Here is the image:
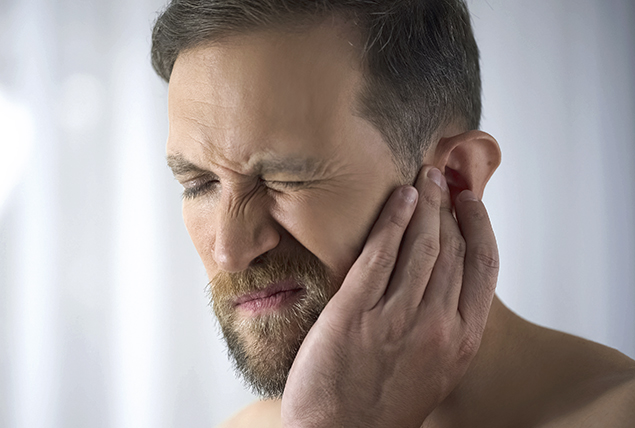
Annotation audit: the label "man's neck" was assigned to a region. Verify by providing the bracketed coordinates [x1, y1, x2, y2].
[423, 295, 539, 426]
[424, 295, 635, 427]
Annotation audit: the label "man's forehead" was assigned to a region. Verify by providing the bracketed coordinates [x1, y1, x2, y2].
[167, 34, 363, 122]
[166, 22, 371, 178]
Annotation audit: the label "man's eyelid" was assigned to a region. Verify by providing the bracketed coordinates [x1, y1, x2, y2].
[266, 178, 308, 184]
[260, 171, 320, 184]
[174, 169, 219, 183]
[182, 174, 218, 187]
[263, 178, 315, 189]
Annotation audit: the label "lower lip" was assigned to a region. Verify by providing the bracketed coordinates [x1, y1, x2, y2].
[236, 288, 304, 315]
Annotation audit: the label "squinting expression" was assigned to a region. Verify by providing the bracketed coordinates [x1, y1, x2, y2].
[167, 21, 403, 397]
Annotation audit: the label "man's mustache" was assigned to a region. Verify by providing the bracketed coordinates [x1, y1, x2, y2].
[207, 249, 334, 311]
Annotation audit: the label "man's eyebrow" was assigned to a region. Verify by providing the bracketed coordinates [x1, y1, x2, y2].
[167, 153, 323, 177]
[258, 157, 323, 176]
[166, 154, 211, 176]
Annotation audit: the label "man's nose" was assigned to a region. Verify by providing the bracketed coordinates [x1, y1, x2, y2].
[212, 193, 280, 273]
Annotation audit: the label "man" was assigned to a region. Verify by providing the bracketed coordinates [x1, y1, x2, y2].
[151, 0, 635, 426]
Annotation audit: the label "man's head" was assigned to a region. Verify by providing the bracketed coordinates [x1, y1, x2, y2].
[152, 0, 482, 178]
[153, 0, 500, 398]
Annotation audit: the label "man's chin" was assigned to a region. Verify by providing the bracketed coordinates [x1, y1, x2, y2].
[206, 248, 339, 397]
[220, 312, 314, 399]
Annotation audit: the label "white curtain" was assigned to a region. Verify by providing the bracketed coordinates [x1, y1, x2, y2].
[1, 0, 633, 427]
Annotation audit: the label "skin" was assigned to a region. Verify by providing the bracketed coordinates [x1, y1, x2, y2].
[166, 20, 635, 428]
[167, 23, 401, 281]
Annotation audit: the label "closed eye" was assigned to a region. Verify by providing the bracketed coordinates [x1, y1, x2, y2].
[181, 177, 311, 199]
[182, 178, 219, 200]
[264, 180, 310, 192]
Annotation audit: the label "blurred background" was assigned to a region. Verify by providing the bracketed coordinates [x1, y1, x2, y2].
[0, 0, 633, 426]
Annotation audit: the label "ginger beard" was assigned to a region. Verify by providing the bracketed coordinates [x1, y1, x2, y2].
[208, 249, 340, 398]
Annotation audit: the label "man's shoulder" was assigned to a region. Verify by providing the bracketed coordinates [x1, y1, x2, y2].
[465, 317, 635, 428]
[537, 367, 635, 427]
[217, 399, 281, 428]
[528, 326, 635, 427]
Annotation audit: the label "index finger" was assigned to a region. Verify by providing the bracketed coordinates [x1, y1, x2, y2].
[384, 166, 446, 305]
[335, 185, 419, 310]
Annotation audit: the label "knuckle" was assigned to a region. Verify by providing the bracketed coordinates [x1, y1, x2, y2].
[412, 233, 441, 259]
[473, 245, 500, 272]
[385, 313, 413, 342]
[426, 316, 454, 349]
[406, 257, 433, 284]
[442, 235, 466, 259]
[386, 210, 410, 229]
[367, 248, 397, 272]
[457, 333, 481, 362]
[429, 326, 452, 350]
[420, 188, 440, 209]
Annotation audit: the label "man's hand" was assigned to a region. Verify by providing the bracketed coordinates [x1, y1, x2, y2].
[281, 166, 500, 428]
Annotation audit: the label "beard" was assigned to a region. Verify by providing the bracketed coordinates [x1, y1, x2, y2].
[208, 248, 340, 399]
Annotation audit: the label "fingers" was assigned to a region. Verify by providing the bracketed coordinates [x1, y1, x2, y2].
[454, 190, 499, 327]
[421, 172, 465, 309]
[337, 185, 418, 309]
[338, 163, 498, 329]
[384, 166, 445, 305]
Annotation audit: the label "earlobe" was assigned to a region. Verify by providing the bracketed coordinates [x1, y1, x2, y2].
[432, 130, 501, 200]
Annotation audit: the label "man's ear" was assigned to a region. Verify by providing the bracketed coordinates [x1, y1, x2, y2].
[430, 130, 501, 201]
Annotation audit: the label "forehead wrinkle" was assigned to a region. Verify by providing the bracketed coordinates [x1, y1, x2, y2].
[256, 155, 325, 176]
[171, 107, 333, 178]
[169, 121, 259, 176]
[168, 24, 367, 180]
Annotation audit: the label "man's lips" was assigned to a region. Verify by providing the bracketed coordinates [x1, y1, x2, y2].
[233, 279, 304, 313]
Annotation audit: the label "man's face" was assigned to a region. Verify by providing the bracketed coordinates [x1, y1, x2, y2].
[167, 22, 402, 397]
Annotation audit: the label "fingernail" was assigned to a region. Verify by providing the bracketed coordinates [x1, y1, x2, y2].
[401, 186, 418, 204]
[427, 168, 447, 191]
[458, 189, 478, 202]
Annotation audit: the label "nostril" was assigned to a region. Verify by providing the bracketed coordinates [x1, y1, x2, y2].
[251, 253, 268, 266]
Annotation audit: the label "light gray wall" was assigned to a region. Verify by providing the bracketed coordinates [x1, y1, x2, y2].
[0, 1, 633, 427]
[472, 0, 635, 357]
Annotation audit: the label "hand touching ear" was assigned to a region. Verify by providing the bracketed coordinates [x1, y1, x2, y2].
[281, 165, 499, 428]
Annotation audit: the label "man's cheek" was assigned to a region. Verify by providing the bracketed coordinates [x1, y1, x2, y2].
[182, 207, 218, 276]
[272, 197, 375, 277]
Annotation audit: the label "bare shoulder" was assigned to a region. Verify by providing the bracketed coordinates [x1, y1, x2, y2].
[529, 326, 635, 427]
[216, 399, 282, 428]
[538, 368, 635, 427]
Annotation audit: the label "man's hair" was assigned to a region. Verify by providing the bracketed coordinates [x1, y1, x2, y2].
[151, 0, 481, 178]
